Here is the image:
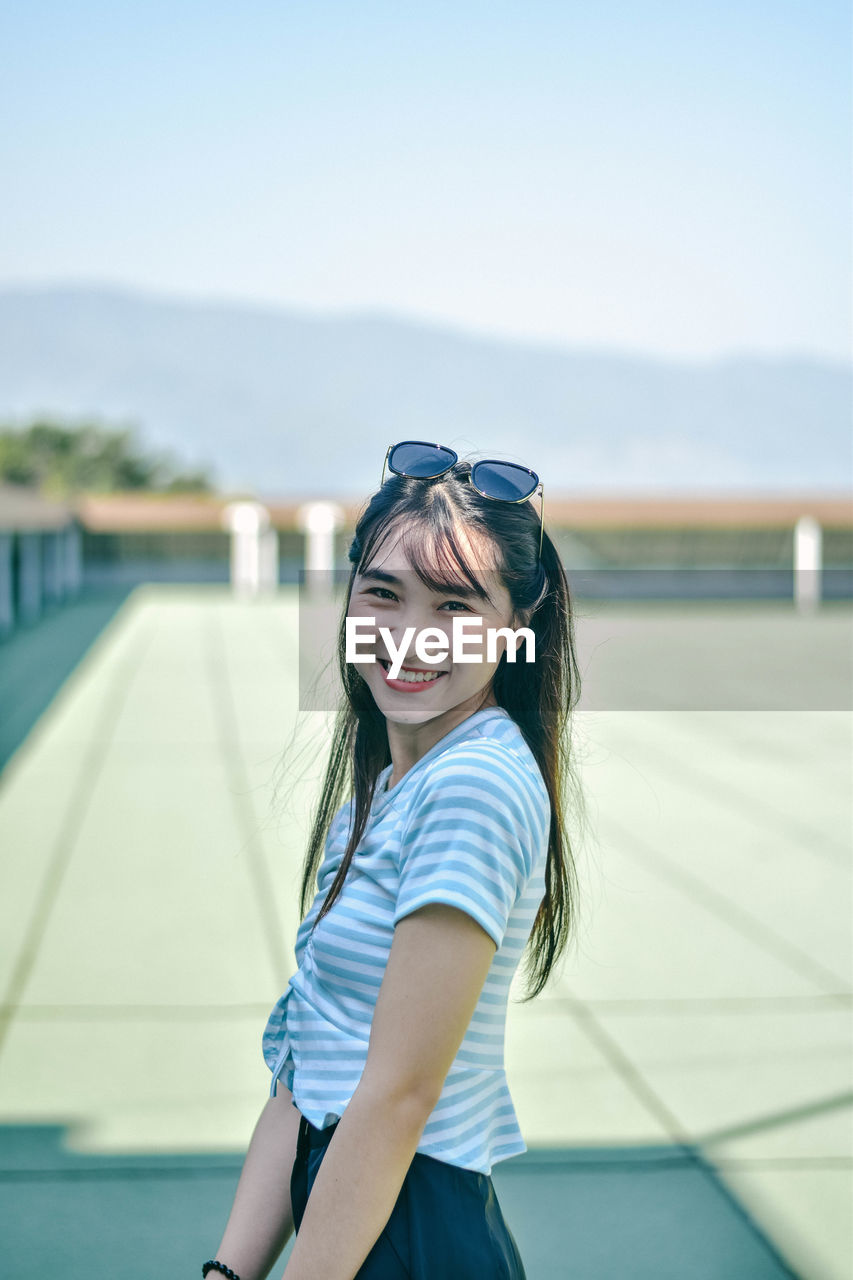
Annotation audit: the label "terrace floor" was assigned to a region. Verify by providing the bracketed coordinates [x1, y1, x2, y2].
[0, 584, 850, 1279]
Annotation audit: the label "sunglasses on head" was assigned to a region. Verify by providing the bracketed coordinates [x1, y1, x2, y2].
[381, 440, 545, 559]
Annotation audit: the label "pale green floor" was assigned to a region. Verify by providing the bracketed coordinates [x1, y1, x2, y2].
[0, 585, 851, 1279]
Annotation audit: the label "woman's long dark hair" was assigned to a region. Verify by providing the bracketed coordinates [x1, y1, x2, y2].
[290, 458, 587, 1001]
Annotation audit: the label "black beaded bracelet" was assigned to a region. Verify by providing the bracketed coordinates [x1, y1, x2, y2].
[202, 1261, 241, 1280]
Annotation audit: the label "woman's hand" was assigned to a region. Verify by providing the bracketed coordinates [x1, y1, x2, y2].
[213, 1083, 302, 1280]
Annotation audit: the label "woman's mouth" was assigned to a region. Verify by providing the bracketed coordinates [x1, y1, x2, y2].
[378, 659, 449, 692]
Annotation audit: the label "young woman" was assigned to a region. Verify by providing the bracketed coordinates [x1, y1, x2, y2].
[204, 441, 585, 1280]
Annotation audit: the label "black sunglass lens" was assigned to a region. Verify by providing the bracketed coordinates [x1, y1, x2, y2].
[472, 461, 538, 501]
[389, 442, 457, 478]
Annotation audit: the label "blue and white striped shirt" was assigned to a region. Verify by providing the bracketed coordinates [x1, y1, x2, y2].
[261, 705, 551, 1175]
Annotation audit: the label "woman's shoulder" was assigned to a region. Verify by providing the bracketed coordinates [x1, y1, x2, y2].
[325, 796, 355, 851]
[415, 713, 550, 819]
[401, 718, 550, 885]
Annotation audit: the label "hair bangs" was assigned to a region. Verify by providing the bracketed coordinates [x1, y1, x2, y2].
[400, 522, 497, 605]
[359, 508, 500, 607]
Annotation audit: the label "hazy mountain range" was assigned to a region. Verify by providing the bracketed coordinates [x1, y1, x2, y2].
[0, 284, 849, 497]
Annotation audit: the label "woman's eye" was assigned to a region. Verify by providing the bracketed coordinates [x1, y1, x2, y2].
[361, 588, 468, 610]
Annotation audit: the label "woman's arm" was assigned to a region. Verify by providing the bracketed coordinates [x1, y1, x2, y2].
[211, 1080, 302, 1280]
[280, 901, 498, 1280]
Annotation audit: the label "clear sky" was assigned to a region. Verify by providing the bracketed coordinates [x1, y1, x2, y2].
[1, 0, 850, 362]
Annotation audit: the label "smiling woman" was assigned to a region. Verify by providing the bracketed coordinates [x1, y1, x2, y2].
[208, 442, 587, 1280]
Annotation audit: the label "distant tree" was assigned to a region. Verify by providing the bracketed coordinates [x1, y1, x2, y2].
[0, 419, 216, 496]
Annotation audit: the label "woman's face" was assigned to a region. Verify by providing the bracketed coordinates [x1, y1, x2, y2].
[347, 523, 525, 726]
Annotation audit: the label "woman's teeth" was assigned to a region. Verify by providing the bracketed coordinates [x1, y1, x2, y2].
[380, 661, 445, 684]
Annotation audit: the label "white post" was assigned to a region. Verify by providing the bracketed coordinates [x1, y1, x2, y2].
[297, 501, 345, 597]
[221, 501, 276, 598]
[259, 525, 279, 593]
[794, 515, 822, 613]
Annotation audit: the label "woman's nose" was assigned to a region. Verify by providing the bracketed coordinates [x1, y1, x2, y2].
[388, 613, 451, 653]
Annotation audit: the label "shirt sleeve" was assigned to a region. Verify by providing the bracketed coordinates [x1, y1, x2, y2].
[393, 740, 550, 950]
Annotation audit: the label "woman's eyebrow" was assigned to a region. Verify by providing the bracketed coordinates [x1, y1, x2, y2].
[358, 568, 485, 599]
[358, 569, 403, 587]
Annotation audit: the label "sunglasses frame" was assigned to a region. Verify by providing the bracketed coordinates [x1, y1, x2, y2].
[381, 440, 545, 559]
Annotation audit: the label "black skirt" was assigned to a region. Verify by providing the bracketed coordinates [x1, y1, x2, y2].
[290, 1111, 527, 1280]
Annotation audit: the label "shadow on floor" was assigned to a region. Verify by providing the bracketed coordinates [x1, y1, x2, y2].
[0, 1121, 801, 1279]
[0, 585, 137, 774]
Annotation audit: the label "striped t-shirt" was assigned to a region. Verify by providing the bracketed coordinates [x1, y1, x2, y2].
[261, 704, 551, 1175]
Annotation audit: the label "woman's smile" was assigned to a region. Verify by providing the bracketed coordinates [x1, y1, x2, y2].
[378, 658, 449, 692]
